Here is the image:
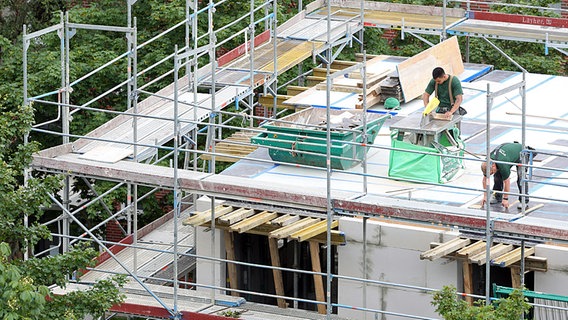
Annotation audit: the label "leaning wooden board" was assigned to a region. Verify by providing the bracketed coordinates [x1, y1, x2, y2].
[397, 36, 465, 103]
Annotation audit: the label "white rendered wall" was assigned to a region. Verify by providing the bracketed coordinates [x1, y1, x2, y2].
[534, 244, 568, 295]
[337, 217, 460, 319]
[195, 196, 226, 295]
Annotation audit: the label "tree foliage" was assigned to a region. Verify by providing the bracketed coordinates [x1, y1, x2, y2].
[369, 0, 567, 76]
[0, 101, 126, 318]
[0, 242, 126, 320]
[431, 285, 531, 320]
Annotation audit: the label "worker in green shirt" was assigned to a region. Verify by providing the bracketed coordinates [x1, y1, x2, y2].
[422, 67, 465, 119]
[480, 142, 535, 210]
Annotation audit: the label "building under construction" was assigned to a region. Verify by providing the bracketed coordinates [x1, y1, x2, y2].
[24, 0, 568, 319]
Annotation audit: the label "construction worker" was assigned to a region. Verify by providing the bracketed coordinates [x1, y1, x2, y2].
[480, 142, 535, 209]
[422, 67, 465, 119]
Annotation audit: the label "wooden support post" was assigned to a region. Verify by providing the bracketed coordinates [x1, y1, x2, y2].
[510, 266, 522, 289]
[268, 238, 287, 308]
[462, 261, 474, 305]
[309, 241, 326, 314]
[224, 230, 239, 297]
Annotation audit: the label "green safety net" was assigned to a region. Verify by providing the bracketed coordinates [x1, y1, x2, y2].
[388, 128, 465, 184]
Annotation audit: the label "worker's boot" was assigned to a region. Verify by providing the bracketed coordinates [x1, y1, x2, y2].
[489, 195, 501, 204]
[517, 202, 529, 211]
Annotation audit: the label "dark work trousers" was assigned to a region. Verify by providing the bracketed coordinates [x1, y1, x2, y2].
[492, 165, 529, 203]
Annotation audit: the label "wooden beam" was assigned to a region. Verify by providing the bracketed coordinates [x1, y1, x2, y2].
[258, 94, 295, 110]
[224, 230, 239, 297]
[182, 205, 234, 226]
[306, 76, 326, 87]
[523, 203, 544, 214]
[420, 237, 471, 261]
[492, 247, 535, 267]
[354, 53, 381, 62]
[513, 256, 547, 272]
[286, 85, 309, 96]
[456, 241, 486, 259]
[199, 154, 247, 163]
[290, 220, 339, 242]
[309, 241, 326, 314]
[510, 266, 522, 289]
[312, 67, 340, 78]
[201, 221, 346, 245]
[316, 82, 363, 93]
[462, 261, 474, 305]
[230, 210, 278, 234]
[270, 214, 300, 227]
[356, 70, 392, 88]
[269, 217, 320, 239]
[268, 238, 287, 308]
[356, 93, 382, 109]
[304, 229, 346, 246]
[218, 208, 255, 225]
[330, 60, 357, 70]
[469, 243, 513, 265]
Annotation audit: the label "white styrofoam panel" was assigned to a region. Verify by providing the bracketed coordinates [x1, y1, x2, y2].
[380, 287, 439, 319]
[425, 257, 459, 289]
[374, 221, 446, 251]
[338, 242, 377, 279]
[339, 217, 382, 245]
[535, 244, 568, 270]
[366, 245, 429, 286]
[534, 269, 568, 297]
[196, 225, 226, 294]
[195, 195, 226, 212]
[337, 242, 366, 278]
[337, 278, 382, 320]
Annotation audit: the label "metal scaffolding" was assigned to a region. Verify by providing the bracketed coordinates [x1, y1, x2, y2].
[22, 0, 568, 319]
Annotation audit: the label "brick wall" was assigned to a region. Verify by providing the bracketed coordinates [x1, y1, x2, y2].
[106, 220, 125, 243]
[563, 0, 568, 18]
[462, 0, 492, 11]
[254, 105, 274, 124]
[381, 29, 398, 43]
[155, 189, 173, 213]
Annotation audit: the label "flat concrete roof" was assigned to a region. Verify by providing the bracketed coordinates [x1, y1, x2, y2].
[222, 66, 568, 239]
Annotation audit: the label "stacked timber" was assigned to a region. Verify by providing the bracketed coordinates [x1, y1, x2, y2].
[378, 74, 403, 103]
[312, 67, 392, 109]
[200, 130, 261, 163]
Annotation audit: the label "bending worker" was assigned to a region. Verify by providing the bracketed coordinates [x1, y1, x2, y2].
[480, 142, 534, 209]
[422, 67, 465, 118]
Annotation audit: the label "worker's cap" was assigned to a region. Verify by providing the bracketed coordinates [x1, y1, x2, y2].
[384, 97, 400, 110]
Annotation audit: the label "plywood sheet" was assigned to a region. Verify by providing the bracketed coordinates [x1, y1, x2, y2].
[79, 146, 132, 163]
[397, 36, 464, 103]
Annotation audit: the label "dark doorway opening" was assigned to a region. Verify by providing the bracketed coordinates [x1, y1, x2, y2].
[231, 232, 338, 312]
[471, 263, 534, 298]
